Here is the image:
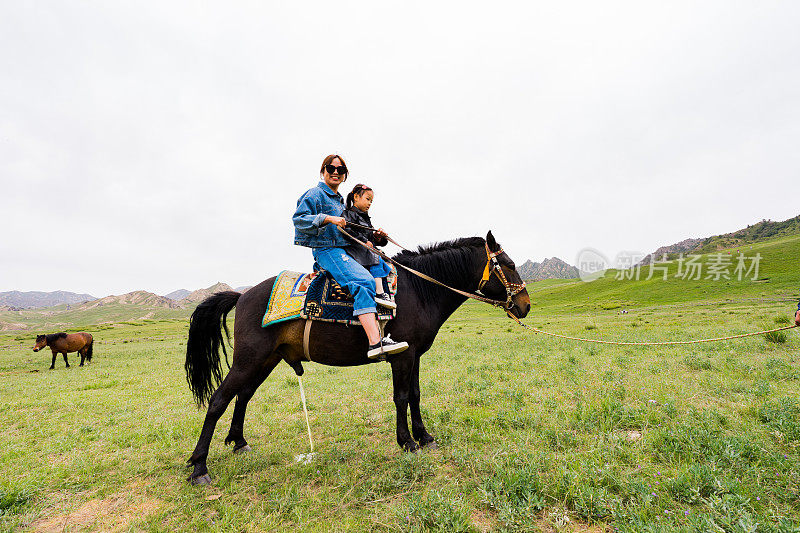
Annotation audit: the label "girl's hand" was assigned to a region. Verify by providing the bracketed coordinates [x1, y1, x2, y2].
[325, 216, 347, 228]
[375, 228, 387, 239]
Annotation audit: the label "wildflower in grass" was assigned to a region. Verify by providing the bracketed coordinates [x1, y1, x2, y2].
[685, 510, 690, 516]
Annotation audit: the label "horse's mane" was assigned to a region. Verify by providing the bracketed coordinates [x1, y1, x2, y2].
[45, 332, 67, 343]
[392, 237, 485, 302]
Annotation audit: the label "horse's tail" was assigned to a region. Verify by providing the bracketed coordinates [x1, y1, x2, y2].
[185, 291, 241, 407]
[86, 335, 93, 362]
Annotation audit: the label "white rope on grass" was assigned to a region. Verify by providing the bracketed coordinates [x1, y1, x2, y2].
[294, 374, 316, 464]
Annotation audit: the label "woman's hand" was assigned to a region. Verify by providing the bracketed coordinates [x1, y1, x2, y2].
[324, 216, 347, 228]
[365, 241, 374, 249]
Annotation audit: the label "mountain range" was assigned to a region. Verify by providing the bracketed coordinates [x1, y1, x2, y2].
[517, 258, 580, 281]
[1, 282, 247, 310]
[5, 214, 798, 308]
[0, 291, 96, 309]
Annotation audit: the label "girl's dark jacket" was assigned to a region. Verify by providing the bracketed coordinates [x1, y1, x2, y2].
[342, 207, 388, 267]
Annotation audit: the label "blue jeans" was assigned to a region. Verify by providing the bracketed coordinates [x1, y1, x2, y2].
[367, 258, 392, 279]
[312, 247, 376, 316]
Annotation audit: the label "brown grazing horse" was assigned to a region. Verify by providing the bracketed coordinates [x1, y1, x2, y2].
[33, 332, 94, 369]
[184, 232, 530, 484]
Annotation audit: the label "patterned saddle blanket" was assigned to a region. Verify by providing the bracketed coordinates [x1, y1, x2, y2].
[261, 266, 397, 328]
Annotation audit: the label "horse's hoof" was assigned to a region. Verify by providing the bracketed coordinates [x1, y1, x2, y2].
[403, 442, 420, 453]
[189, 474, 212, 485]
[233, 444, 252, 455]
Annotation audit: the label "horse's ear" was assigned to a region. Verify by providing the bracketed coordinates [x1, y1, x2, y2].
[486, 231, 497, 250]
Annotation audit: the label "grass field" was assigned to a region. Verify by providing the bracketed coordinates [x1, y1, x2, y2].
[1, 236, 799, 532]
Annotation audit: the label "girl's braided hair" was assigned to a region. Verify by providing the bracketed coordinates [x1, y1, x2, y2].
[346, 183, 373, 209]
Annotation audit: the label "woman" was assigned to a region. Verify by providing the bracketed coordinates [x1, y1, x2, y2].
[292, 154, 408, 359]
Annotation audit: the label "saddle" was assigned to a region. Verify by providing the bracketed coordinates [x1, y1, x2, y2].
[261, 266, 397, 328]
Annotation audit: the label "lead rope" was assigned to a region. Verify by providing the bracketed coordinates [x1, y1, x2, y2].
[504, 310, 798, 346]
[340, 224, 799, 346]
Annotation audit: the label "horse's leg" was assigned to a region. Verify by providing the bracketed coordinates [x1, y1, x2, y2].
[79, 347, 86, 366]
[409, 356, 436, 448]
[224, 351, 281, 453]
[391, 351, 418, 452]
[49, 349, 57, 370]
[187, 367, 250, 484]
[62, 352, 70, 368]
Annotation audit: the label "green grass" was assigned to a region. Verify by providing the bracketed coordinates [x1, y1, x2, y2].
[0, 233, 798, 531]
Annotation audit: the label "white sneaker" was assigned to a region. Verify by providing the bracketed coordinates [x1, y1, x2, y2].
[367, 334, 408, 359]
[375, 293, 397, 309]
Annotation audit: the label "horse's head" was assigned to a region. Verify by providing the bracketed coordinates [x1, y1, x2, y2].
[479, 231, 531, 319]
[33, 334, 46, 352]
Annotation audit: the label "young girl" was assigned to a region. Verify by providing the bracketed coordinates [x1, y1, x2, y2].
[292, 154, 408, 359]
[342, 184, 396, 309]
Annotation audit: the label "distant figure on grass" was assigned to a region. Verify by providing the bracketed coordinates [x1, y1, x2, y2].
[795, 292, 800, 326]
[32, 332, 94, 369]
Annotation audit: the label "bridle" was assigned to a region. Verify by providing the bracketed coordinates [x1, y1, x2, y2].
[477, 243, 528, 310]
[338, 225, 527, 311]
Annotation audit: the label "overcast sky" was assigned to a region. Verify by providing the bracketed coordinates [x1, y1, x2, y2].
[2, 2, 798, 296]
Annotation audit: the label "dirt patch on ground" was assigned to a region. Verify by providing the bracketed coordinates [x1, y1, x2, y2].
[470, 508, 496, 532]
[0, 322, 28, 331]
[30, 486, 162, 532]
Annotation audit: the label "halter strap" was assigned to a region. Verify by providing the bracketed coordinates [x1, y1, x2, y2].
[477, 243, 527, 308]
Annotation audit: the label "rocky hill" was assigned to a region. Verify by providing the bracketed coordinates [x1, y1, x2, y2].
[639, 214, 800, 264]
[77, 290, 182, 310]
[638, 238, 704, 265]
[518, 257, 580, 281]
[164, 289, 191, 300]
[179, 282, 235, 305]
[0, 290, 96, 309]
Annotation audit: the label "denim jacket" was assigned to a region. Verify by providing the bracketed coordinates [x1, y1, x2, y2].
[293, 182, 351, 248]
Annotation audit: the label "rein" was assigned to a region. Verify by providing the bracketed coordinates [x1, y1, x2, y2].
[337, 226, 522, 309]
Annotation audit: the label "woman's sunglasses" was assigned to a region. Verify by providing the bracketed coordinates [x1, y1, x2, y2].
[325, 164, 347, 175]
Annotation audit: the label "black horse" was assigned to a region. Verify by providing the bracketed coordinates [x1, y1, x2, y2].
[184, 232, 530, 484]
